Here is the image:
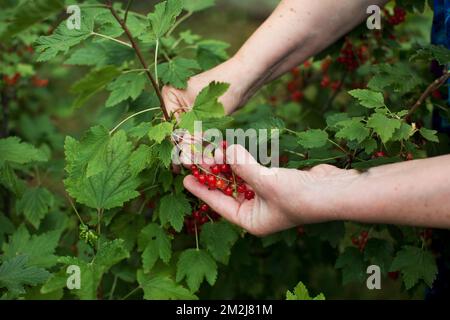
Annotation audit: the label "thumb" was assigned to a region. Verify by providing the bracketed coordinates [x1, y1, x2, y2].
[224, 144, 270, 192]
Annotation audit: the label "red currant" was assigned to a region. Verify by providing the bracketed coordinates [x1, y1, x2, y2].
[373, 151, 386, 158]
[224, 186, 233, 196]
[216, 179, 226, 190]
[291, 90, 304, 102]
[244, 190, 255, 200]
[405, 153, 414, 161]
[207, 175, 216, 185]
[190, 165, 198, 171]
[360, 230, 368, 239]
[351, 237, 360, 246]
[200, 203, 209, 212]
[211, 165, 220, 175]
[192, 210, 202, 220]
[200, 216, 209, 224]
[197, 174, 206, 184]
[237, 184, 247, 194]
[192, 169, 200, 178]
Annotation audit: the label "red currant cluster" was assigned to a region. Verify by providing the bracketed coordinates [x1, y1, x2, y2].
[184, 203, 220, 235]
[189, 142, 256, 201]
[3, 73, 21, 86]
[337, 41, 368, 71]
[385, 7, 406, 26]
[373, 151, 386, 158]
[351, 230, 369, 252]
[287, 66, 304, 102]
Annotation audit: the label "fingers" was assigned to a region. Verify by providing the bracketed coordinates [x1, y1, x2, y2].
[183, 175, 251, 227]
[224, 144, 270, 192]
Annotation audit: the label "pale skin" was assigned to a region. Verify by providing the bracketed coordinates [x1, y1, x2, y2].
[162, 0, 450, 236]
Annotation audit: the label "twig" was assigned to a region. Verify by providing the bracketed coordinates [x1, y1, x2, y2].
[91, 32, 132, 47]
[123, 0, 134, 23]
[106, 1, 170, 121]
[406, 71, 450, 119]
[167, 11, 193, 37]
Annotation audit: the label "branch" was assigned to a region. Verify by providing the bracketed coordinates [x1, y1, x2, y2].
[106, 1, 169, 121]
[123, 0, 134, 23]
[406, 71, 450, 119]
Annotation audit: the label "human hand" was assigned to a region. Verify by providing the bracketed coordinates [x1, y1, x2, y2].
[183, 144, 361, 236]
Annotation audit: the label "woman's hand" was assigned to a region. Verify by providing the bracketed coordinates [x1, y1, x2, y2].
[183, 144, 361, 236]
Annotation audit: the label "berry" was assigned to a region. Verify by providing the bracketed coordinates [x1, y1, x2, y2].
[388, 271, 399, 280]
[192, 210, 202, 221]
[432, 90, 443, 100]
[331, 81, 342, 91]
[287, 80, 298, 93]
[192, 169, 200, 178]
[405, 153, 414, 161]
[351, 237, 360, 246]
[197, 174, 206, 184]
[291, 67, 300, 77]
[220, 164, 231, 173]
[31, 76, 49, 87]
[360, 230, 369, 239]
[244, 190, 255, 200]
[200, 216, 209, 224]
[321, 75, 330, 88]
[321, 58, 332, 73]
[373, 151, 386, 158]
[216, 179, 226, 190]
[303, 60, 312, 68]
[224, 186, 233, 196]
[200, 204, 209, 212]
[211, 165, 220, 175]
[237, 184, 247, 194]
[190, 165, 198, 171]
[207, 175, 216, 185]
[291, 90, 304, 102]
[3, 73, 20, 86]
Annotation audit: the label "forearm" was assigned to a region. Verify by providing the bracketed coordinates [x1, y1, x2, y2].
[232, 0, 389, 106]
[340, 155, 450, 228]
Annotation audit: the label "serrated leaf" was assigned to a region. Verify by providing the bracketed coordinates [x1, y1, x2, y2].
[35, 11, 94, 61]
[106, 73, 147, 107]
[360, 138, 378, 154]
[306, 222, 344, 248]
[348, 89, 386, 109]
[137, 270, 197, 300]
[16, 187, 54, 229]
[390, 246, 437, 289]
[196, 40, 229, 70]
[158, 58, 200, 89]
[148, 0, 183, 38]
[179, 82, 229, 133]
[335, 247, 366, 285]
[148, 122, 174, 144]
[2, 225, 60, 268]
[297, 129, 328, 149]
[200, 221, 239, 264]
[0, 255, 50, 295]
[64, 130, 145, 210]
[367, 113, 401, 143]
[286, 281, 325, 300]
[176, 249, 217, 292]
[0, 137, 48, 164]
[419, 128, 439, 143]
[158, 194, 191, 231]
[364, 239, 394, 275]
[129, 144, 153, 175]
[71, 66, 121, 108]
[392, 123, 414, 141]
[367, 63, 422, 94]
[410, 44, 450, 66]
[138, 223, 172, 273]
[154, 139, 174, 168]
[335, 118, 370, 143]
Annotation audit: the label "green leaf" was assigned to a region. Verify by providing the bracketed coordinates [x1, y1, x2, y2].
[348, 89, 386, 109]
[196, 40, 229, 70]
[306, 222, 344, 248]
[158, 58, 200, 89]
[176, 249, 217, 292]
[138, 223, 172, 273]
[106, 73, 147, 107]
[0, 0, 64, 39]
[148, 0, 183, 38]
[297, 129, 328, 149]
[390, 246, 437, 289]
[148, 122, 174, 144]
[137, 270, 197, 300]
[57, 239, 129, 299]
[158, 194, 191, 231]
[179, 82, 229, 133]
[35, 11, 94, 62]
[2, 225, 60, 268]
[64, 130, 144, 210]
[286, 281, 325, 300]
[0, 255, 50, 295]
[129, 144, 154, 175]
[360, 138, 378, 154]
[364, 239, 394, 275]
[335, 247, 366, 285]
[183, 0, 215, 12]
[367, 63, 422, 94]
[410, 44, 450, 66]
[200, 221, 239, 264]
[71, 66, 121, 109]
[392, 123, 414, 141]
[16, 187, 54, 229]
[153, 140, 174, 168]
[0, 137, 48, 164]
[367, 113, 401, 143]
[419, 128, 439, 143]
[335, 118, 370, 143]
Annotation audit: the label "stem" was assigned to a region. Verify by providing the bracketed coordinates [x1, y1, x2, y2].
[91, 32, 132, 48]
[154, 39, 160, 87]
[194, 222, 199, 250]
[406, 71, 450, 119]
[123, 0, 134, 23]
[109, 107, 160, 135]
[108, 275, 118, 300]
[106, 1, 170, 121]
[122, 286, 142, 300]
[97, 208, 103, 251]
[65, 193, 85, 225]
[1, 88, 10, 138]
[167, 11, 193, 36]
[328, 139, 350, 155]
